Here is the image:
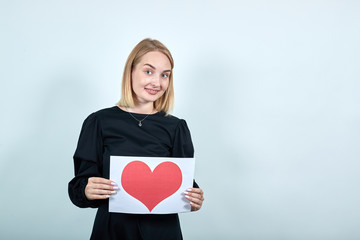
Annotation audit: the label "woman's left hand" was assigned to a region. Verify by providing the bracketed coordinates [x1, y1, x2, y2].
[184, 188, 204, 211]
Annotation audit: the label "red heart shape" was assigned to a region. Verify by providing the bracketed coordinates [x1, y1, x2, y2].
[121, 161, 182, 212]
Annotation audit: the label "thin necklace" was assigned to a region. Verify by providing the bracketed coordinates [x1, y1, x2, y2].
[126, 108, 154, 127]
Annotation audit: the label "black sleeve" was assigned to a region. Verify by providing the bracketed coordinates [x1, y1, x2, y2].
[172, 119, 199, 188]
[68, 113, 104, 208]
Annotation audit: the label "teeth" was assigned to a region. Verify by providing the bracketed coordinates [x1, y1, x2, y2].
[146, 89, 158, 93]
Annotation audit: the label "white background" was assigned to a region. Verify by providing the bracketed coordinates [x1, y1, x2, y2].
[1, 0, 359, 239]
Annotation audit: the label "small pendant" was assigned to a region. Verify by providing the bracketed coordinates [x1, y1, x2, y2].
[138, 121, 142, 127]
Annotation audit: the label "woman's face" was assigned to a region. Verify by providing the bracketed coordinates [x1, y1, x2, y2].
[131, 51, 171, 106]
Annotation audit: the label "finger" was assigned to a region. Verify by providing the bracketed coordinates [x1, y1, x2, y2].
[184, 189, 204, 211]
[89, 188, 117, 196]
[87, 193, 111, 200]
[190, 201, 202, 211]
[185, 192, 201, 201]
[187, 188, 203, 195]
[85, 187, 117, 200]
[89, 177, 116, 185]
[185, 194, 203, 205]
[184, 189, 203, 200]
[184, 192, 203, 205]
[88, 178, 118, 190]
[185, 188, 204, 199]
[90, 183, 118, 191]
[85, 180, 118, 200]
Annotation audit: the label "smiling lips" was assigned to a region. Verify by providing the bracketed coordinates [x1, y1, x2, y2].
[145, 88, 160, 95]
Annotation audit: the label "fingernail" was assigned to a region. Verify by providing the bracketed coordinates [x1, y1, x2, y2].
[186, 188, 192, 192]
[184, 191, 189, 195]
[113, 186, 119, 190]
[111, 191, 116, 194]
[185, 195, 190, 199]
[111, 182, 117, 185]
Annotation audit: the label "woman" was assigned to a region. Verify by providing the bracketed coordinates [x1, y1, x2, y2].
[68, 38, 204, 240]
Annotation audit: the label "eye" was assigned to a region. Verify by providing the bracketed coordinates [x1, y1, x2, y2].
[162, 73, 169, 78]
[145, 70, 152, 75]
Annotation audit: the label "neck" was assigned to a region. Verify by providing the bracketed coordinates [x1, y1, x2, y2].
[126, 102, 154, 114]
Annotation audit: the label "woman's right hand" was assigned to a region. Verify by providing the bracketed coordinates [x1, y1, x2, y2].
[85, 177, 118, 200]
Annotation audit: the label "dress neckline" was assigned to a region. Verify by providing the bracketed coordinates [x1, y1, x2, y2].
[114, 105, 160, 116]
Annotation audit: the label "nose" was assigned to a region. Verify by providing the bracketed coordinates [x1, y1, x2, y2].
[150, 74, 161, 87]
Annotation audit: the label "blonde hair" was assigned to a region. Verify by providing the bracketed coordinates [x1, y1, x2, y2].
[118, 38, 174, 114]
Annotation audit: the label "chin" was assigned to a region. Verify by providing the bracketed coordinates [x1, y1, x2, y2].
[146, 93, 164, 101]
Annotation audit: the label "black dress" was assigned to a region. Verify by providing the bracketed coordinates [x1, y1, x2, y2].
[68, 106, 198, 240]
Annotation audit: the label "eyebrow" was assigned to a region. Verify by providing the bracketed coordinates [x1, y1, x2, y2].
[144, 63, 171, 72]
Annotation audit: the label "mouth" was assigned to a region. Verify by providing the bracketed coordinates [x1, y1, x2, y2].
[145, 88, 160, 95]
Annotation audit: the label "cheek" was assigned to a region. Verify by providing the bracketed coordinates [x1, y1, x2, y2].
[132, 73, 144, 88]
[162, 80, 170, 90]
[135, 74, 151, 86]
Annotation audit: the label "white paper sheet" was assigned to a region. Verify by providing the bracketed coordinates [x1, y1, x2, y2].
[109, 156, 195, 214]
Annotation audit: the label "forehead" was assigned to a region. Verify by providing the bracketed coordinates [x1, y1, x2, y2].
[137, 51, 171, 69]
